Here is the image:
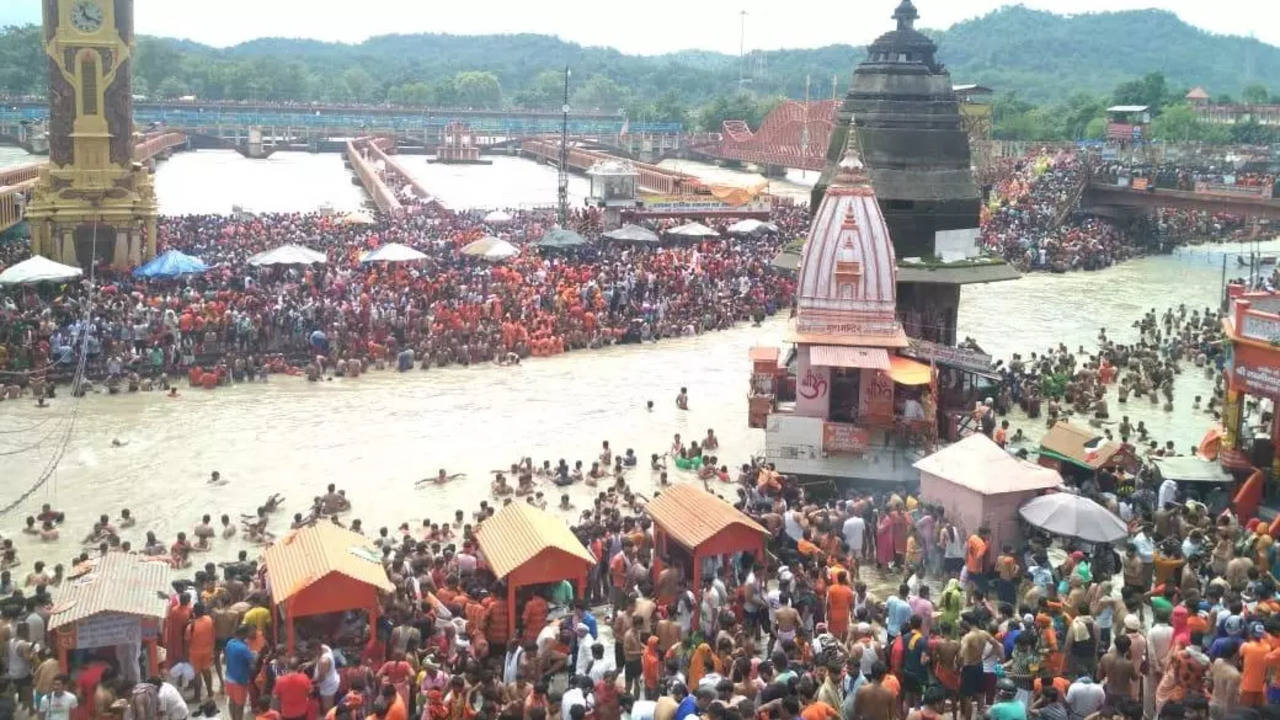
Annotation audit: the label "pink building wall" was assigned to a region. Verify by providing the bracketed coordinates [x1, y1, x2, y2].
[920, 472, 1035, 565]
[795, 346, 831, 418]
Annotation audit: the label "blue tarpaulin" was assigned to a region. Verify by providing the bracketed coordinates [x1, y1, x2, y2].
[133, 250, 209, 278]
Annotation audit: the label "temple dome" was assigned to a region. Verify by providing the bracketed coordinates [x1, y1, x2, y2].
[795, 147, 904, 342]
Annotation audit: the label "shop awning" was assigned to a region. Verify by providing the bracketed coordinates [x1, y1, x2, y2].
[888, 355, 931, 385]
[810, 345, 889, 370]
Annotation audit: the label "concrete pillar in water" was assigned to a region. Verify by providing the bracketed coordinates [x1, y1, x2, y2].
[248, 127, 264, 158]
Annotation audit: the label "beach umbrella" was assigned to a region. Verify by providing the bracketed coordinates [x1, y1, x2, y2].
[0, 255, 83, 285]
[602, 224, 660, 244]
[132, 249, 209, 279]
[360, 242, 428, 263]
[340, 210, 376, 225]
[483, 210, 513, 224]
[460, 236, 519, 262]
[665, 222, 720, 239]
[536, 227, 588, 249]
[1018, 492, 1127, 544]
[247, 244, 327, 266]
[727, 219, 778, 235]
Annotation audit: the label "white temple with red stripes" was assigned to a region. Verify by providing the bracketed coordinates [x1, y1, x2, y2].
[750, 144, 938, 483]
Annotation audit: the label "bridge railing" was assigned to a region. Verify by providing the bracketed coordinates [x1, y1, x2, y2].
[345, 138, 403, 216]
[132, 131, 187, 163]
[0, 162, 41, 187]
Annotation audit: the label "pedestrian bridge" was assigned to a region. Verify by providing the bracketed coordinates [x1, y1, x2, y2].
[1084, 182, 1280, 221]
[0, 101, 683, 153]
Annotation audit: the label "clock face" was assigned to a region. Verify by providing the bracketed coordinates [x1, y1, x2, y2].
[70, 0, 105, 33]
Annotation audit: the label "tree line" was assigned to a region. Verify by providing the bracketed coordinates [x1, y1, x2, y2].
[992, 72, 1280, 144]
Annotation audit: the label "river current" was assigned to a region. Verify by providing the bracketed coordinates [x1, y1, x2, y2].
[1, 146, 1273, 574]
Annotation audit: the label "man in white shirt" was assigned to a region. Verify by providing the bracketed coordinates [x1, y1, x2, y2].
[1065, 675, 1105, 720]
[1157, 477, 1178, 510]
[562, 676, 595, 720]
[623, 695, 656, 720]
[156, 678, 188, 720]
[1144, 614, 1175, 720]
[39, 675, 77, 720]
[842, 513, 866, 558]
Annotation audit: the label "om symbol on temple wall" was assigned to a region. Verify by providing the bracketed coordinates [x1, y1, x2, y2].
[798, 368, 828, 400]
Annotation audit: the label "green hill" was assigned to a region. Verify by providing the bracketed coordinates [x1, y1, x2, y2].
[0, 5, 1275, 123]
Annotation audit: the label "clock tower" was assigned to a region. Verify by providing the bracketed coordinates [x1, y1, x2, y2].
[26, 0, 157, 269]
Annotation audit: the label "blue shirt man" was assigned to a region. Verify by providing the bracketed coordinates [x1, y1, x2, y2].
[224, 633, 255, 686]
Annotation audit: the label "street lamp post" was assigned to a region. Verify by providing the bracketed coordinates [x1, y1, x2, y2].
[558, 66, 571, 227]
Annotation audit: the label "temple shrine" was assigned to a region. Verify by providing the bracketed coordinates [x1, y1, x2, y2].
[433, 121, 490, 164]
[750, 141, 937, 484]
[814, 0, 1017, 346]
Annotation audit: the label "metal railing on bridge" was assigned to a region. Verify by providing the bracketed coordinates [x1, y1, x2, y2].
[0, 107, 682, 136]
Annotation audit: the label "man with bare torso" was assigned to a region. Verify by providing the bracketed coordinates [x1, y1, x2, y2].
[957, 618, 1002, 720]
[774, 593, 801, 650]
[853, 662, 897, 720]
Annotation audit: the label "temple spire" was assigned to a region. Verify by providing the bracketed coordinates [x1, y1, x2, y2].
[893, 0, 919, 31]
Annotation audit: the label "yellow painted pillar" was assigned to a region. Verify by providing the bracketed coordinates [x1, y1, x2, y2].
[1223, 389, 1241, 450]
[145, 217, 157, 261]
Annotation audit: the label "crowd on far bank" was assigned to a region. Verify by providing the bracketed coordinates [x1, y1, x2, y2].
[980, 150, 1134, 272]
[980, 149, 1269, 272]
[1090, 163, 1278, 198]
[0, 198, 804, 393]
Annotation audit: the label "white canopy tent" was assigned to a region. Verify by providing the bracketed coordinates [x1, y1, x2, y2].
[665, 222, 720, 238]
[360, 243, 428, 263]
[483, 210, 513, 224]
[247, 245, 328, 266]
[0, 256, 83, 285]
[727, 219, 777, 235]
[460, 236, 519, 262]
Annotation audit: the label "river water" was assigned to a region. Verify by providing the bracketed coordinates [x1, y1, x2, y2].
[2, 146, 1273, 575]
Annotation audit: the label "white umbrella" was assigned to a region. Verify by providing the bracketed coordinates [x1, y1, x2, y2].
[1018, 492, 1128, 544]
[247, 244, 327, 266]
[460, 236, 519, 262]
[0, 255, 83, 285]
[666, 222, 720, 238]
[483, 210, 513, 224]
[341, 210, 376, 225]
[727, 219, 777, 235]
[360, 243, 428, 263]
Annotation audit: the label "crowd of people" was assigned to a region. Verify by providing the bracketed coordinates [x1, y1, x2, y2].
[980, 150, 1133, 272]
[1090, 164, 1277, 198]
[5, 389, 1280, 720]
[980, 149, 1277, 272]
[0, 195, 804, 390]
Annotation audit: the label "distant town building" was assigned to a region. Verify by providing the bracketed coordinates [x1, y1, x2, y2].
[1186, 87, 1280, 127]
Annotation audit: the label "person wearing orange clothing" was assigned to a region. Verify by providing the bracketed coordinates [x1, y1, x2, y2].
[484, 589, 510, 648]
[164, 593, 193, 670]
[186, 604, 217, 703]
[825, 571, 855, 641]
[1238, 626, 1280, 706]
[965, 527, 991, 597]
[521, 592, 548, 646]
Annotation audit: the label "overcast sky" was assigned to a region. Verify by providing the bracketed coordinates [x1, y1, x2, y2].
[4, 0, 1277, 53]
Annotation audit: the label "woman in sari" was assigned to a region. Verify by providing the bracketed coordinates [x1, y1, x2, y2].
[876, 512, 895, 568]
[938, 579, 964, 633]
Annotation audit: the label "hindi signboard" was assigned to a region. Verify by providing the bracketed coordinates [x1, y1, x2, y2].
[1240, 312, 1280, 344]
[822, 422, 870, 454]
[75, 614, 140, 649]
[1233, 360, 1280, 400]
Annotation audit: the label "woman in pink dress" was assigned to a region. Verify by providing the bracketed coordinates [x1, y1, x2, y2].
[876, 512, 895, 567]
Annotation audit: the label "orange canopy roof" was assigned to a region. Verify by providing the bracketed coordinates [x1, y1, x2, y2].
[888, 355, 931, 385]
[476, 502, 594, 580]
[263, 522, 393, 608]
[647, 484, 767, 550]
